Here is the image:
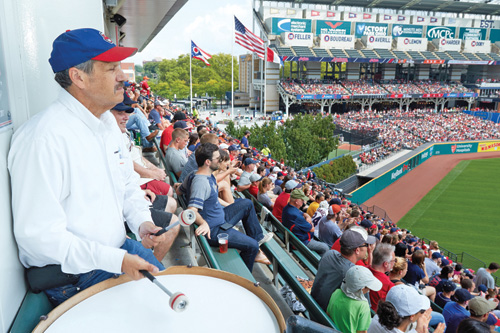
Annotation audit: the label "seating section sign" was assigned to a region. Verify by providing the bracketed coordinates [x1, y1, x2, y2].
[355, 22, 388, 37]
[315, 20, 351, 36]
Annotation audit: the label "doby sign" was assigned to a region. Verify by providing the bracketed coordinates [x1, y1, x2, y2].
[433, 38, 461, 51]
[320, 34, 355, 49]
[463, 40, 490, 53]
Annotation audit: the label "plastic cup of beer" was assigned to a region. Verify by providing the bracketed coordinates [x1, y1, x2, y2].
[218, 233, 229, 253]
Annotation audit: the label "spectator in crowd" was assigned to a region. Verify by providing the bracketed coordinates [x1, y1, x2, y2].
[456, 318, 490, 333]
[474, 263, 500, 293]
[404, 250, 436, 301]
[443, 288, 474, 333]
[8, 28, 167, 306]
[241, 130, 251, 149]
[237, 158, 258, 192]
[187, 132, 199, 153]
[389, 257, 408, 286]
[149, 101, 168, 130]
[261, 144, 271, 158]
[282, 189, 329, 256]
[318, 205, 345, 248]
[178, 133, 219, 182]
[311, 226, 376, 311]
[179, 143, 272, 271]
[257, 177, 275, 211]
[468, 296, 498, 322]
[248, 174, 261, 198]
[425, 252, 443, 277]
[140, 75, 151, 96]
[435, 280, 457, 309]
[165, 128, 189, 178]
[369, 284, 442, 333]
[327, 265, 382, 333]
[306, 193, 324, 218]
[160, 111, 188, 153]
[430, 266, 455, 290]
[122, 92, 158, 152]
[369, 243, 396, 311]
[213, 149, 236, 205]
[461, 278, 477, 296]
[273, 180, 297, 223]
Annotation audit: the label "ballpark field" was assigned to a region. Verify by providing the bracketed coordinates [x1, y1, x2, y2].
[398, 158, 500, 268]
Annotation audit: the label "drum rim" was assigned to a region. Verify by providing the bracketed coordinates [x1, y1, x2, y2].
[33, 266, 286, 332]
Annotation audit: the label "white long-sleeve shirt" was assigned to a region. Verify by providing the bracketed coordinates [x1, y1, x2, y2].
[8, 89, 152, 275]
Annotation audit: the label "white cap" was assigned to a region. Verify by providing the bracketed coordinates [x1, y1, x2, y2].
[220, 143, 229, 149]
[284, 180, 298, 190]
[273, 167, 281, 172]
[344, 265, 382, 293]
[386, 284, 430, 317]
[241, 149, 247, 154]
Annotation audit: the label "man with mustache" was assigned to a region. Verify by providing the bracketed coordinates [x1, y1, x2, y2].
[8, 28, 166, 306]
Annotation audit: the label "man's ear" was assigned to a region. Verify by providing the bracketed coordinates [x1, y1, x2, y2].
[68, 67, 87, 90]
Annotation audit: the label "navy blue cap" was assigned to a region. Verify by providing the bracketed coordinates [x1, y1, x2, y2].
[228, 145, 240, 152]
[123, 92, 137, 105]
[49, 28, 137, 73]
[244, 158, 258, 166]
[173, 121, 189, 129]
[111, 102, 134, 113]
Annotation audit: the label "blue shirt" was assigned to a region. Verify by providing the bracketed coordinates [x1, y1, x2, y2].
[404, 261, 425, 286]
[148, 109, 162, 125]
[178, 153, 197, 182]
[282, 204, 313, 245]
[241, 136, 249, 148]
[443, 301, 470, 333]
[184, 174, 224, 230]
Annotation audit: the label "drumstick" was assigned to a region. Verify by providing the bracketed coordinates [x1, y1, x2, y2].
[154, 209, 196, 237]
[140, 270, 189, 312]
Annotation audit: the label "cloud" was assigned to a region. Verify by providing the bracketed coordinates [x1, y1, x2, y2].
[129, 0, 257, 65]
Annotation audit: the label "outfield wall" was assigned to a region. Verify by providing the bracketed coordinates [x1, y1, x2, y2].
[350, 140, 500, 204]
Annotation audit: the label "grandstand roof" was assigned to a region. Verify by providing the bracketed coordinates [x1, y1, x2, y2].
[271, 0, 500, 16]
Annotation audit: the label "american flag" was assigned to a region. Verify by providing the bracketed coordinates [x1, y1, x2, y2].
[234, 16, 265, 59]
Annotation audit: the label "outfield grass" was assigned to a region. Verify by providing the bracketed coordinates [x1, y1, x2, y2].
[398, 158, 500, 269]
[327, 149, 351, 160]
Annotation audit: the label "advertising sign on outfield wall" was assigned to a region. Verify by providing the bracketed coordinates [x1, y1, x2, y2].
[478, 141, 500, 152]
[458, 27, 486, 40]
[266, 18, 312, 34]
[355, 22, 388, 37]
[426, 26, 456, 39]
[433, 142, 479, 155]
[490, 29, 500, 43]
[391, 24, 424, 38]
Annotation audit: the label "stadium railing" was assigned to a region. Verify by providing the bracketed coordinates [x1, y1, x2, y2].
[359, 204, 392, 222]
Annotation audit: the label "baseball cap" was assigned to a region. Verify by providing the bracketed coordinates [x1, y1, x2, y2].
[329, 204, 341, 215]
[228, 145, 240, 152]
[359, 219, 373, 229]
[290, 189, 309, 201]
[241, 149, 247, 154]
[441, 280, 456, 293]
[441, 259, 450, 266]
[390, 227, 399, 233]
[340, 226, 376, 249]
[284, 180, 299, 190]
[173, 121, 189, 129]
[478, 284, 488, 293]
[469, 297, 497, 316]
[49, 28, 137, 73]
[319, 201, 329, 210]
[486, 313, 500, 326]
[220, 143, 229, 149]
[342, 265, 382, 294]
[173, 111, 187, 121]
[244, 158, 258, 166]
[432, 252, 443, 259]
[111, 102, 134, 113]
[386, 284, 430, 317]
[454, 288, 473, 303]
[330, 198, 342, 205]
[277, 172, 284, 177]
[122, 92, 137, 106]
[273, 167, 281, 172]
[249, 174, 262, 182]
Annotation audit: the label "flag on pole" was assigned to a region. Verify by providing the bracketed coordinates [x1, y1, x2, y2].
[191, 40, 212, 66]
[234, 16, 265, 59]
[266, 47, 282, 66]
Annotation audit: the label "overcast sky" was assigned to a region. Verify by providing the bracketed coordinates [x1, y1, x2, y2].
[128, 0, 257, 65]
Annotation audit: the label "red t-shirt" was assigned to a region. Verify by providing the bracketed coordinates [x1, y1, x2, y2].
[272, 191, 290, 222]
[249, 185, 259, 198]
[368, 267, 394, 311]
[160, 125, 174, 153]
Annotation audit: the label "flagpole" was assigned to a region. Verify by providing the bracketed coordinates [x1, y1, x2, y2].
[190, 41, 193, 113]
[231, 25, 234, 121]
[264, 44, 267, 117]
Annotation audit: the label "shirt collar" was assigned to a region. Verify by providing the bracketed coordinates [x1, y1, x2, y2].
[58, 89, 106, 134]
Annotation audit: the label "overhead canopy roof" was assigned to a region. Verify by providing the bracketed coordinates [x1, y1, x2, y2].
[115, 0, 188, 51]
[270, 0, 500, 16]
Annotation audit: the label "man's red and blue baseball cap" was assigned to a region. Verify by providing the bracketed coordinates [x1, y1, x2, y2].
[49, 28, 137, 73]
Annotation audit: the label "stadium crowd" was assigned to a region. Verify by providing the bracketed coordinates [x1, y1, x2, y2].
[335, 108, 500, 165]
[280, 79, 474, 96]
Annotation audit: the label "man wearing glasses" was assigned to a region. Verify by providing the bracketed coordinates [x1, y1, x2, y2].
[179, 143, 272, 271]
[311, 226, 376, 311]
